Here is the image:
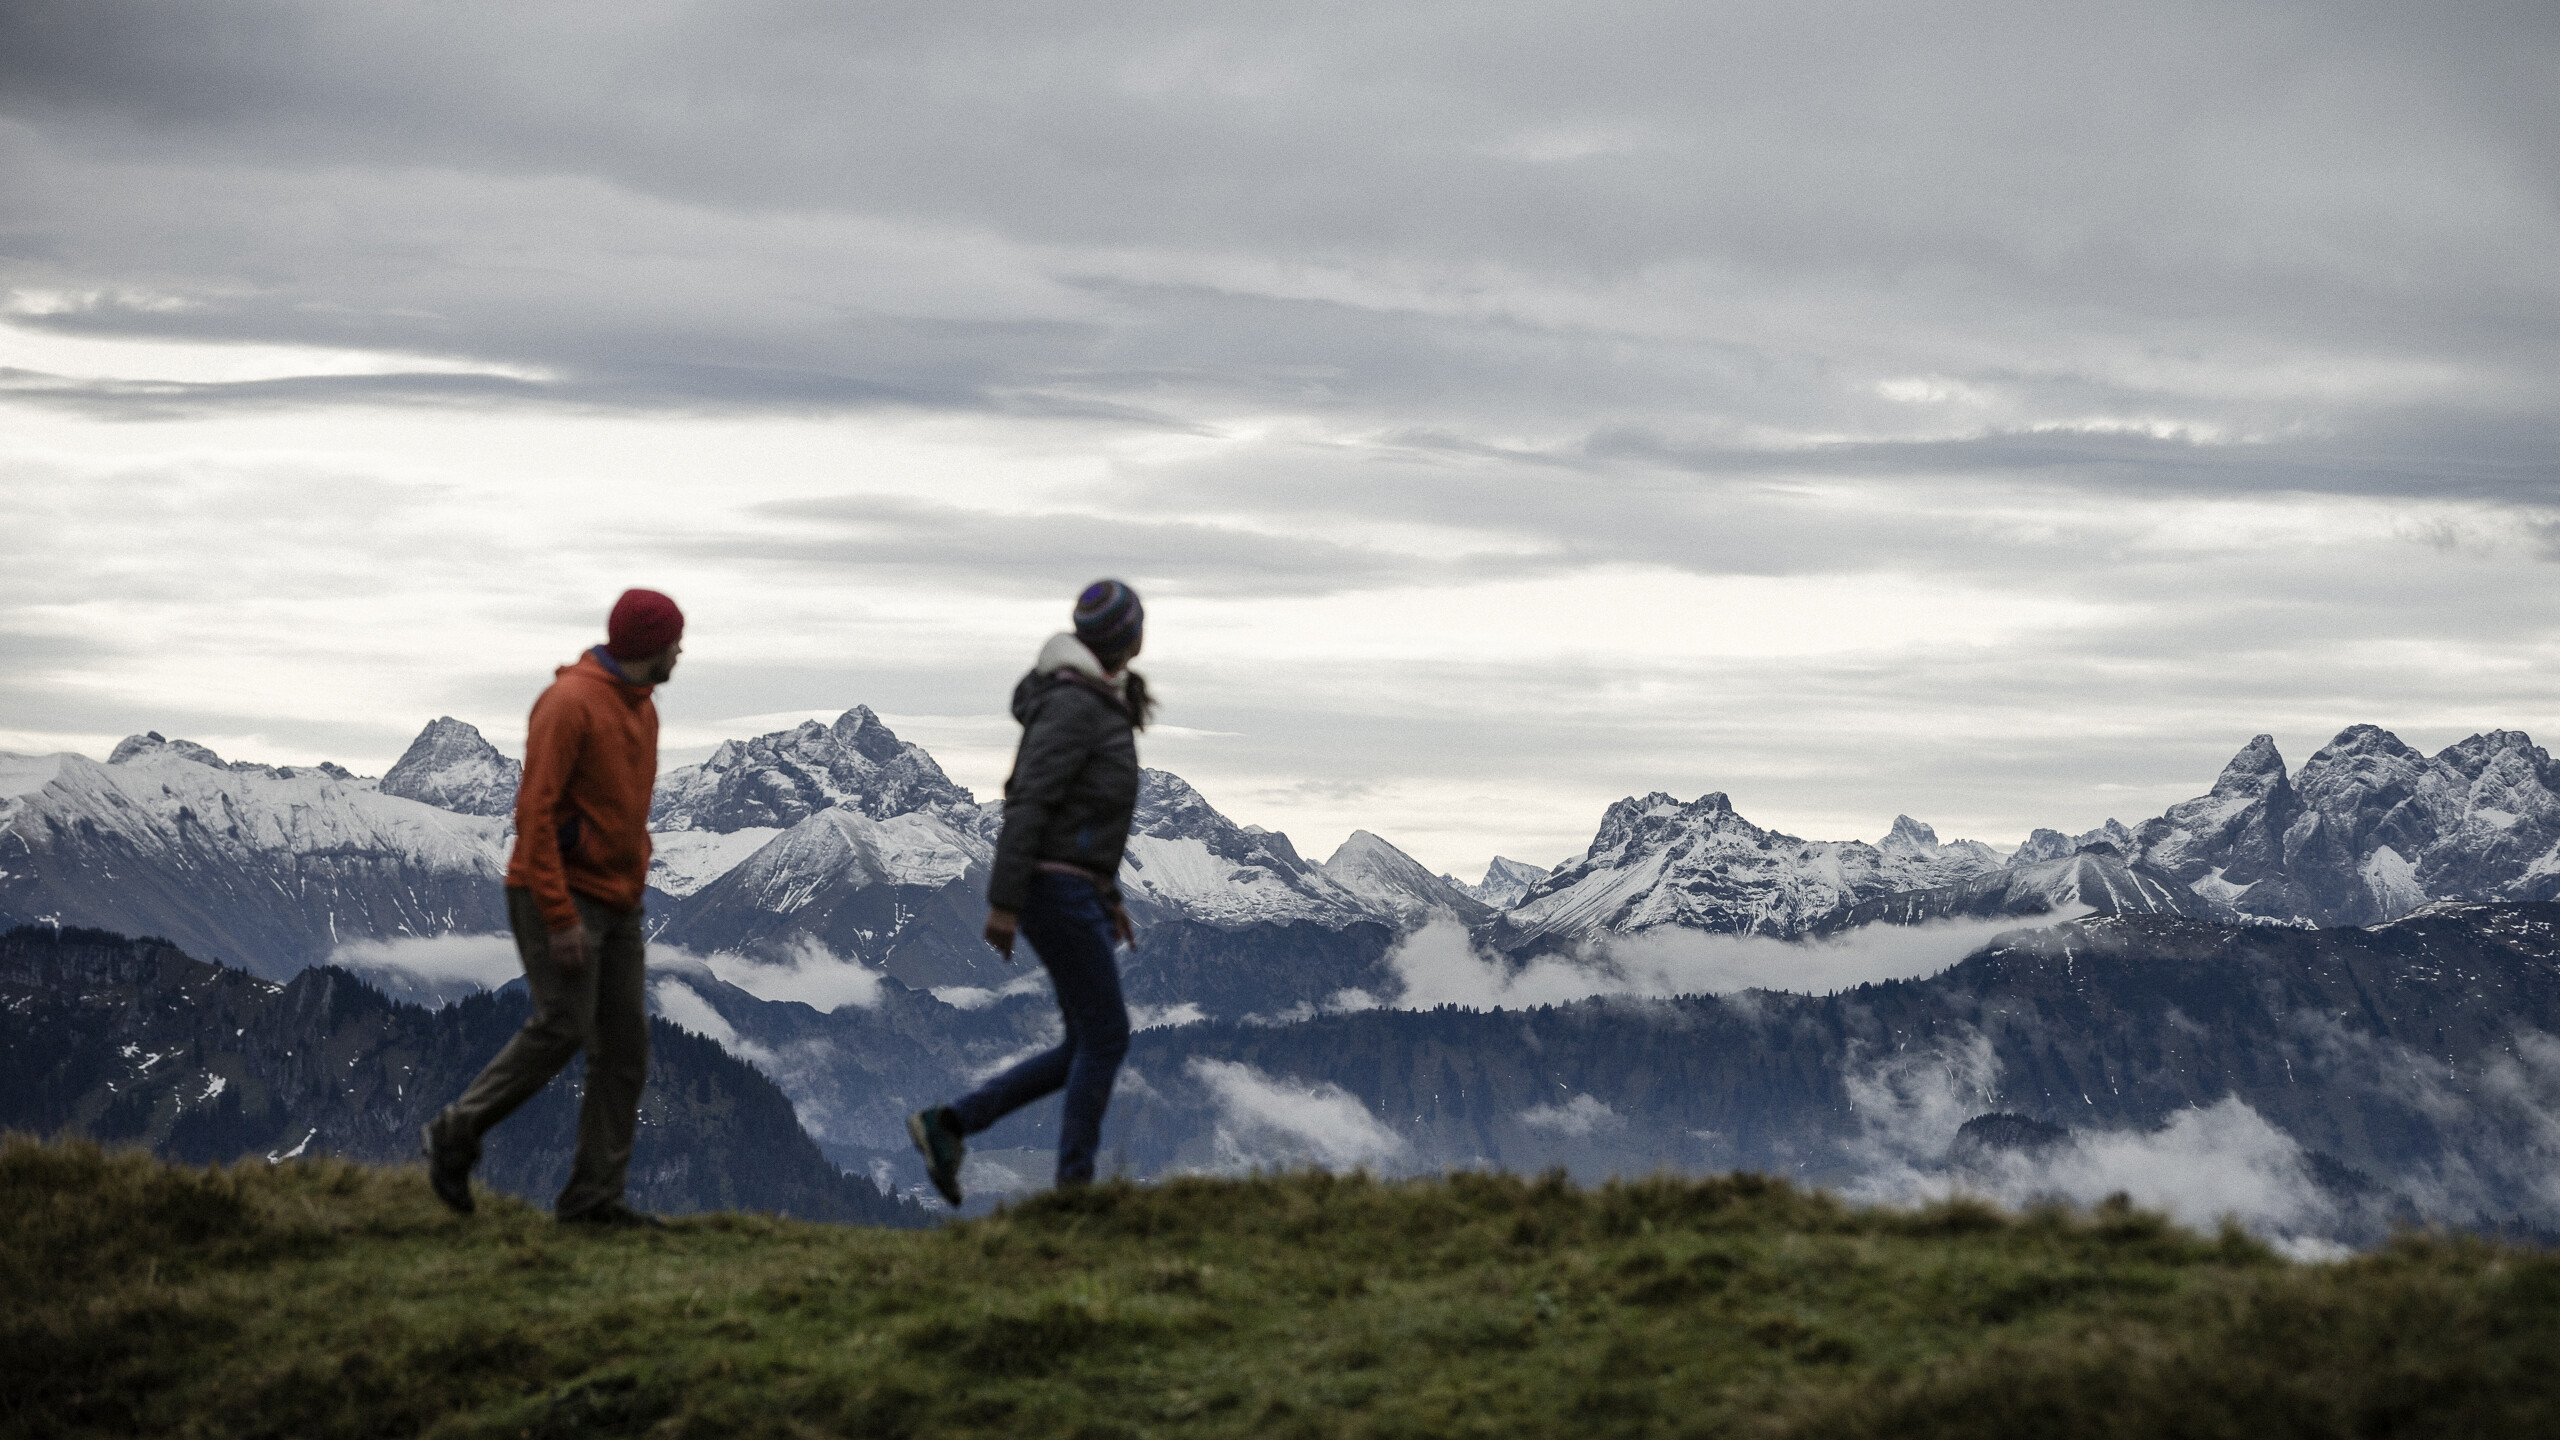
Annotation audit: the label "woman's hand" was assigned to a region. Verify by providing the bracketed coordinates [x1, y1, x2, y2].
[1109, 905, 1136, 948]
[984, 907, 1019, 961]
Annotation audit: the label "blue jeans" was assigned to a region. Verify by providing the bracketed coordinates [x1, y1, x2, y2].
[950, 872, 1131, 1185]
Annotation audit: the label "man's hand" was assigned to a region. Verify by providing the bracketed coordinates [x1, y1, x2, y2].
[984, 908, 1019, 961]
[549, 923, 590, 973]
[1109, 905, 1135, 948]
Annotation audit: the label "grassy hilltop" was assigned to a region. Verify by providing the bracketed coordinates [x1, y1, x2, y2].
[9, 1136, 2559, 1439]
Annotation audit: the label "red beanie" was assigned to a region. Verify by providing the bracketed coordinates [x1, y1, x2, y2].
[606, 589, 684, 660]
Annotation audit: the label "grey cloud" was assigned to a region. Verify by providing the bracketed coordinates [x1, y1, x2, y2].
[1594, 423, 2560, 505]
[1, 1, 2552, 496]
[11, 1, 2553, 275]
[688, 494, 1568, 598]
[0, 366, 554, 420]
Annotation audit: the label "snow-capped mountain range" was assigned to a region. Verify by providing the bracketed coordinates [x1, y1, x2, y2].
[1487, 727, 2560, 943]
[1488, 796, 2007, 949]
[9, 710, 2560, 996]
[0, 737, 507, 976]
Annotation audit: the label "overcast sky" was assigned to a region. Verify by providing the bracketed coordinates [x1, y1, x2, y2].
[4, 1, 2556, 878]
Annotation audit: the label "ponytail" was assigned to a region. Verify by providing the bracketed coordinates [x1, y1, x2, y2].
[1121, 670, 1156, 731]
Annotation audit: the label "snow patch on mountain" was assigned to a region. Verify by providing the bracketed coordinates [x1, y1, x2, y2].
[1118, 770, 1369, 928]
[713, 808, 985, 911]
[0, 753, 64, 799]
[1829, 850, 2225, 930]
[2360, 845, 2427, 918]
[649, 828, 784, 898]
[0, 753, 65, 837]
[1121, 834, 1355, 927]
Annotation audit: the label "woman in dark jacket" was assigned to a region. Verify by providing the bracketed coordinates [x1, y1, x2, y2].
[909, 580, 1153, 1205]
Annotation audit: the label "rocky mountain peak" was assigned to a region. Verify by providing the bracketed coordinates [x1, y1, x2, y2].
[379, 717, 522, 817]
[105, 733, 357, 783]
[1882, 815, 1939, 848]
[109, 732, 234, 770]
[1589, 791, 1743, 858]
[1129, 771, 1318, 876]
[2436, 729, 2551, 782]
[1328, 829, 1392, 860]
[2109, 724, 2560, 928]
[2009, 819, 2135, 868]
[829, 705, 910, 764]
[2209, 734, 2289, 797]
[2297, 725, 2428, 801]
[1111, 770, 1379, 931]
[650, 707, 975, 833]
[1320, 831, 1489, 927]
[1132, 768, 1236, 845]
[1444, 856, 1552, 908]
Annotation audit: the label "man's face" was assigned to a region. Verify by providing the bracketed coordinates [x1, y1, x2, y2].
[648, 641, 682, 684]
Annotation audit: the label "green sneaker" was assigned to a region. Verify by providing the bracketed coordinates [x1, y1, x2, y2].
[908, 1106, 966, 1207]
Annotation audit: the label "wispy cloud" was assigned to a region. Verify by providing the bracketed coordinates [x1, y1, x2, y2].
[1378, 913, 2070, 1009]
[1186, 1057, 1407, 1173]
[1518, 1093, 1624, 1137]
[1834, 1030, 2345, 1255]
[696, 935, 886, 1013]
[328, 933, 521, 1007]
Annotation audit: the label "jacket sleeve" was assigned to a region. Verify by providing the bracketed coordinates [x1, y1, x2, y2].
[513, 688, 590, 931]
[988, 691, 1100, 912]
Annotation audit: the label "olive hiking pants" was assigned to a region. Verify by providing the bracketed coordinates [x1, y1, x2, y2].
[429, 886, 649, 1218]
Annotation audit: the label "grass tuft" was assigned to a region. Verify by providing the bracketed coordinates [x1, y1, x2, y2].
[4, 1133, 2554, 1437]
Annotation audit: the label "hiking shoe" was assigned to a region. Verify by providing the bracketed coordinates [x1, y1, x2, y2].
[421, 1122, 476, 1216]
[559, 1200, 666, 1229]
[908, 1105, 966, 1207]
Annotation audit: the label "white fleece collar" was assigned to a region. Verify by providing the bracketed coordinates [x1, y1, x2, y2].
[1036, 631, 1126, 699]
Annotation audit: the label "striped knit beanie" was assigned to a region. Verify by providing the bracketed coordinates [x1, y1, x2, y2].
[1073, 579, 1144, 662]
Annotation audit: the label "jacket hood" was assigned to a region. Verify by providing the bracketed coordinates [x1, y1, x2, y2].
[560, 648, 655, 704]
[1013, 632, 1126, 723]
[1037, 632, 1126, 694]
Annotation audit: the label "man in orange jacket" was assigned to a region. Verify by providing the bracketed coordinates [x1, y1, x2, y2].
[424, 589, 683, 1226]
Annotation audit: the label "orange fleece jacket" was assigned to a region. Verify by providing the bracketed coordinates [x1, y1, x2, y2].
[506, 650, 659, 931]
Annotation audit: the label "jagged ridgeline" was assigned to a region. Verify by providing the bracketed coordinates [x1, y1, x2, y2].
[11, 712, 2560, 1003]
[0, 925, 922, 1225]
